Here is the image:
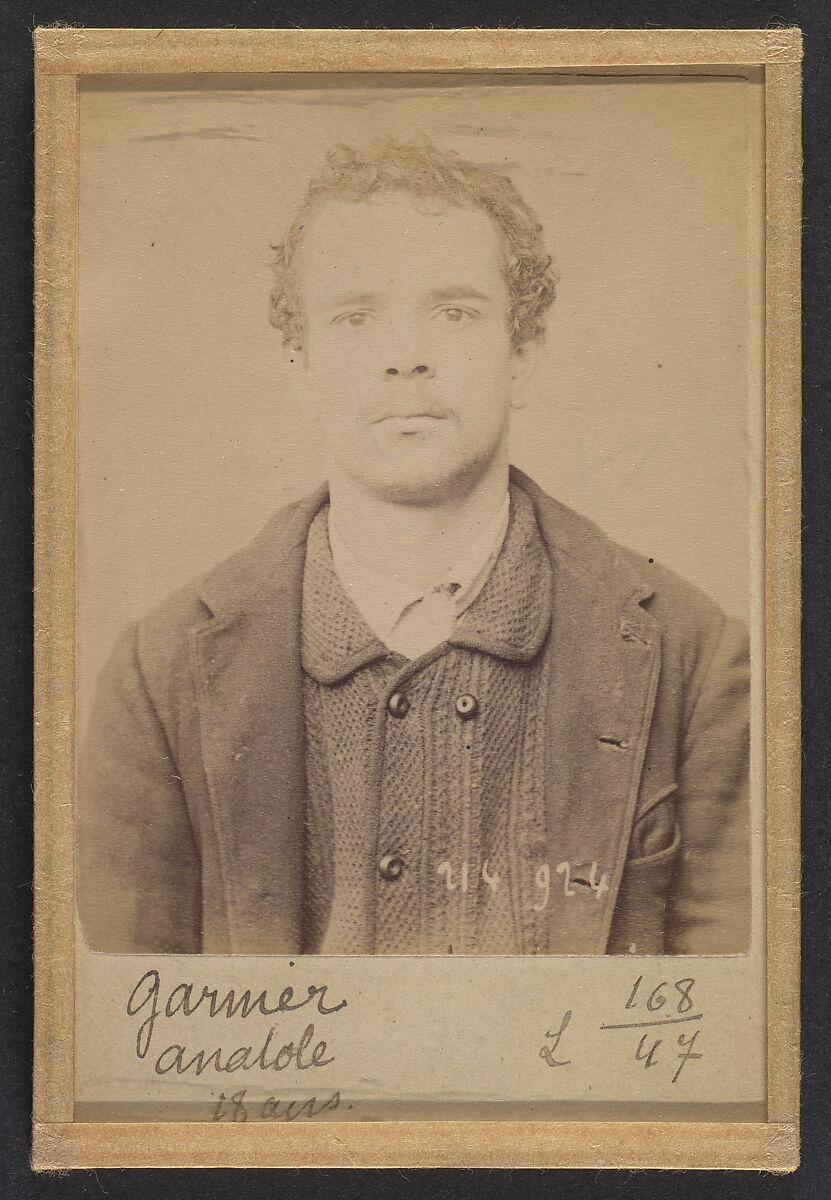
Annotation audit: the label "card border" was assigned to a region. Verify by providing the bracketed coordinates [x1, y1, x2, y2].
[31, 26, 802, 1171]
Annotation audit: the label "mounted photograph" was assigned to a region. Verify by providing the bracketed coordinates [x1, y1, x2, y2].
[32, 27, 800, 1170]
[78, 85, 753, 962]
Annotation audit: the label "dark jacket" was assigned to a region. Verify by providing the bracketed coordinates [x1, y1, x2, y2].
[78, 467, 750, 955]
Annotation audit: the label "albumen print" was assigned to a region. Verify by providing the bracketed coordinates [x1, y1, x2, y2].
[77, 77, 755, 960]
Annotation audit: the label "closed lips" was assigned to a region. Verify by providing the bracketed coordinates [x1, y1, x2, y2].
[370, 410, 450, 425]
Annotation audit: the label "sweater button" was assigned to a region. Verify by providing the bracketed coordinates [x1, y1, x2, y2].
[387, 692, 410, 718]
[378, 854, 405, 881]
[455, 693, 479, 720]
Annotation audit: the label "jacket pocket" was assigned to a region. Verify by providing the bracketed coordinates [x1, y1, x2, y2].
[628, 783, 679, 861]
[626, 817, 682, 870]
[607, 821, 682, 955]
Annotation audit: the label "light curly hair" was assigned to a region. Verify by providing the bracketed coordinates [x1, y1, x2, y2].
[270, 138, 558, 350]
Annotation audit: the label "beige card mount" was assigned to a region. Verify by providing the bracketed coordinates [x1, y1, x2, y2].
[33, 27, 801, 1170]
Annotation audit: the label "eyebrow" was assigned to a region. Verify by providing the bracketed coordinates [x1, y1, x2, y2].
[428, 286, 493, 304]
[324, 290, 378, 308]
[323, 285, 494, 308]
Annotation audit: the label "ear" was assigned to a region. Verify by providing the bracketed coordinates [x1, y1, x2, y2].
[509, 336, 542, 408]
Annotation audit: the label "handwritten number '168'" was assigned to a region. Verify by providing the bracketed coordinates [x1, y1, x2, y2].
[624, 976, 696, 1014]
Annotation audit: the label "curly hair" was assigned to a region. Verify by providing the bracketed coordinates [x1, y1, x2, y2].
[270, 138, 558, 351]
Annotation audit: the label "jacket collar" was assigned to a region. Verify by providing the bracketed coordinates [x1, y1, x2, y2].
[196, 483, 328, 617]
[447, 483, 552, 661]
[196, 466, 654, 620]
[300, 484, 553, 684]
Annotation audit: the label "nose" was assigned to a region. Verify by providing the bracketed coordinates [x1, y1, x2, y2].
[384, 361, 436, 380]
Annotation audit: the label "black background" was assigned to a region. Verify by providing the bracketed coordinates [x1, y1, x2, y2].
[1, 1, 827, 1196]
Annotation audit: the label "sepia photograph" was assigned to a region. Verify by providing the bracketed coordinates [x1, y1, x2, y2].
[32, 27, 800, 1168]
[78, 74, 754, 960]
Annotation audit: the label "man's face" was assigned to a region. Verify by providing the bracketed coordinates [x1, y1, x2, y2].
[292, 192, 530, 504]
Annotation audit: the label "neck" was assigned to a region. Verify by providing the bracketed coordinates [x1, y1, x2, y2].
[327, 460, 510, 589]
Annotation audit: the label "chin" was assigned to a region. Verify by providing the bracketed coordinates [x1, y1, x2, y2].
[357, 453, 495, 507]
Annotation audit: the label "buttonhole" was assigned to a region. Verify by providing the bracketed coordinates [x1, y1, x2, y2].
[597, 735, 629, 751]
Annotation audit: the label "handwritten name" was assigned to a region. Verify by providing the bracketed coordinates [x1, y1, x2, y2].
[126, 969, 348, 1077]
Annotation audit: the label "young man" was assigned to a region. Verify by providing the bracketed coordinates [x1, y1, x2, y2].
[79, 140, 750, 957]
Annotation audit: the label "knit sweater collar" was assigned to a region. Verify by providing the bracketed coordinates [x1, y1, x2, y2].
[301, 483, 553, 685]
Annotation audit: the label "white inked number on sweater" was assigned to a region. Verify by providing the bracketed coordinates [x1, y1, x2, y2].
[436, 859, 500, 893]
[436, 859, 609, 907]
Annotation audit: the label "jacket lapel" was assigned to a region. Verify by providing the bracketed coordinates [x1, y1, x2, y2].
[190, 488, 326, 953]
[517, 469, 661, 954]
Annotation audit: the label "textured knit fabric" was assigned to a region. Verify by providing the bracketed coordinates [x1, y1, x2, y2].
[327, 493, 510, 660]
[301, 485, 554, 955]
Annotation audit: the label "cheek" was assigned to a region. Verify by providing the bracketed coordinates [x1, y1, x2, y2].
[442, 326, 513, 371]
[300, 361, 372, 435]
[303, 332, 375, 385]
[444, 350, 513, 400]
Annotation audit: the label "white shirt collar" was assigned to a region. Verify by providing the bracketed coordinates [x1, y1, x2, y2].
[327, 494, 511, 648]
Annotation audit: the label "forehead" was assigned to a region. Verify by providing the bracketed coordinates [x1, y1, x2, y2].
[296, 193, 506, 302]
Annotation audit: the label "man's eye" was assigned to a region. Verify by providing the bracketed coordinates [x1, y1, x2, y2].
[438, 307, 475, 323]
[333, 311, 372, 328]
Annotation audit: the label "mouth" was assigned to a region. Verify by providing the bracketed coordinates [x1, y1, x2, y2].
[371, 414, 448, 432]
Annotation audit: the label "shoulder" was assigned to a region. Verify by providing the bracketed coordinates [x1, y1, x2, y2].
[121, 486, 327, 686]
[511, 466, 742, 653]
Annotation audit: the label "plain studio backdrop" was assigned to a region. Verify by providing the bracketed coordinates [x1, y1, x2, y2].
[77, 72, 763, 725]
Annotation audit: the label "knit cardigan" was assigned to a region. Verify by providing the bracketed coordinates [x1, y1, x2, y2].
[300, 487, 553, 955]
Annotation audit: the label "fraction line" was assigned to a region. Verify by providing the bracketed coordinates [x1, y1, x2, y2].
[600, 1013, 703, 1031]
